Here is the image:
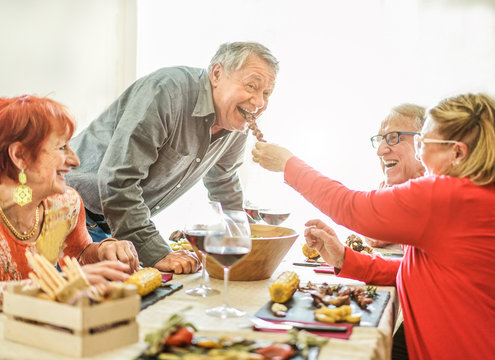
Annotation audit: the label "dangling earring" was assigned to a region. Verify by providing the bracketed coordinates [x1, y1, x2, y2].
[13, 169, 32, 206]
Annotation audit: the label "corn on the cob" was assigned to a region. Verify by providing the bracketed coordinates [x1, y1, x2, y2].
[268, 271, 300, 303]
[125, 267, 162, 296]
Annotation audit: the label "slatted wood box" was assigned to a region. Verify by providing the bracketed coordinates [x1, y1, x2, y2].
[3, 283, 140, 357]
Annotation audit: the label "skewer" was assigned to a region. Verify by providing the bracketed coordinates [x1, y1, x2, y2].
[247, 116, 266, 142]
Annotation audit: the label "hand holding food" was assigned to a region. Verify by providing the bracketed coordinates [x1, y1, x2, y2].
[154, 250, 200, 274]
[251, 142, 294, 172]
[304, 219, 345, 269]
[97, 238, 140, 272]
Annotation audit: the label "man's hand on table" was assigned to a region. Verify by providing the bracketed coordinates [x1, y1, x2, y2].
[154, 250, 201, 274]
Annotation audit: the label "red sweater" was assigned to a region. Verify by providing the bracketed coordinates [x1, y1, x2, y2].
[285, 157, 495, 360]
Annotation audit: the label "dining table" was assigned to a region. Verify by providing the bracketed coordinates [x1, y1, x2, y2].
[0, 243, 399, 360]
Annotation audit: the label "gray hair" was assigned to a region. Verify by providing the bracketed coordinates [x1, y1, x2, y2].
[208, 42, 279, 76]
[386, 103, 426, 131]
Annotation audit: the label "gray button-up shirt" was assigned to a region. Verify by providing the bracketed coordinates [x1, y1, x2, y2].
[67, 66, 247, 266]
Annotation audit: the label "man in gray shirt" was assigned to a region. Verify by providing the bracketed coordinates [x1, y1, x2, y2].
[67, 42, 279, 273]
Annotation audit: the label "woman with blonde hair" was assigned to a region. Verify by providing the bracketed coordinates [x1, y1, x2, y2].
[252, 93, 495, 359]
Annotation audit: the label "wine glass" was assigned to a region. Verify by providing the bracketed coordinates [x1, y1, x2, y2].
[204, 210, 252, 318]
[258, 208, 291, 225]
[183, 201, 224, 297]
[243, 199, 261, 223]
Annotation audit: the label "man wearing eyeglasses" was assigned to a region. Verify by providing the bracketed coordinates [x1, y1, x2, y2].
[368, 104, 426, 360]
[367, 104, 426, 248]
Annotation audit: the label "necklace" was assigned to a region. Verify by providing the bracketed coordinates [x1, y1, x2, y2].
[0, 204, 40, 241]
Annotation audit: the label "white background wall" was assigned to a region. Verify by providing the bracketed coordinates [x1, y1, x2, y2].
[0, 0, 136, 132]
[136, 0, 495, 239]
[1, 0, 495, 241]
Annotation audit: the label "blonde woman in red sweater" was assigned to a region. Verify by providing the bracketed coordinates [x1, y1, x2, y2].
[252, 93, 495, 360]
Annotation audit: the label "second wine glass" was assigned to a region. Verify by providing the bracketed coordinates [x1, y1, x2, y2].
[183, 201, 224, 297]
[204, 210, 252, 318]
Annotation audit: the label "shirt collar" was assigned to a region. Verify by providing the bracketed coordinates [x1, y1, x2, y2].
[192, 69, 216, 118]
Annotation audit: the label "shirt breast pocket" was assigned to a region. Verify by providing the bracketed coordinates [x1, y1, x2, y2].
[153, 146, 194, 180]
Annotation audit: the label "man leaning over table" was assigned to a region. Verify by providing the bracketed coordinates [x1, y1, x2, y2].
[66, 42, 279, 273]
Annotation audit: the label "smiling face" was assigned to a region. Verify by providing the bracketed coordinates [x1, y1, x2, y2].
[376, 116, 425, 185]
[25, 129, 80, 199]
[209, 55, 276, 132]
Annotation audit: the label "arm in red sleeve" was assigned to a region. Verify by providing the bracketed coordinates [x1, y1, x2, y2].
[338, 247, 400, 286]
[284, 157, 432, 248]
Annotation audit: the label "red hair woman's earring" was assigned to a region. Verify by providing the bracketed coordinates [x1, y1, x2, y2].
[13, 169, 32, 206]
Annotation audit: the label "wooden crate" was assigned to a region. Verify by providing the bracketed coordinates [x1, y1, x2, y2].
[3, 283, 140, 357]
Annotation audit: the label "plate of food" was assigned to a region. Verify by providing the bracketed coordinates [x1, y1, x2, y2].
[137, 310, 328, 360]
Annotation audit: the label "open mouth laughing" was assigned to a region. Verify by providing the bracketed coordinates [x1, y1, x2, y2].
[238, 106, 258, 121]
[383, 160, 398, 169]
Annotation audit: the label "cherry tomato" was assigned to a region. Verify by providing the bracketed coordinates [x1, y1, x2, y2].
[255, 343, 294, 360]
[164, 326, 194, 347]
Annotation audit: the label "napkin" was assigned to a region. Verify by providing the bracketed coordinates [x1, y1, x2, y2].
[253, 319, 353, 340]
[313, 266, 335, 274]
[161, 273, 173, 283]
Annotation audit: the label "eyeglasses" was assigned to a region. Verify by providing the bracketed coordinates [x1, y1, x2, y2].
[370, 131, 419, 149]
[413, 134, 459, 156]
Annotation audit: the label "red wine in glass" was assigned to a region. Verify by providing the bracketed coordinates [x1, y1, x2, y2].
[184, 231, 207, 252]
[259, 210, 290, 225]
[204, 210, 252, 318]
[207, 245, 250, 267]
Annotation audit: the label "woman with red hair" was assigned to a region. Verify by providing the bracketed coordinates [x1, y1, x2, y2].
[0, 95, 139, 285]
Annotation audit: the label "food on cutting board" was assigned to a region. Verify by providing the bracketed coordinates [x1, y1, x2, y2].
[143, 310, 328, 359]
[345, 234, 374, 254]
[300, 282, 377, 311]
[271, 302, 288, 317]
[268, 271, 300, 303]
[314, 305, 360, 324]
[124, 267, 162, 296]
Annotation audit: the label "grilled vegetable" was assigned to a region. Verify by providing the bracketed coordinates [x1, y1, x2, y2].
[302, 243, 319, 259]
[269, 271, 300, 303]
[164, 326, 194, 346]
[314, 304, 361, 323]
[144, 308, 196, 356]
[125, 267, 162, 296]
